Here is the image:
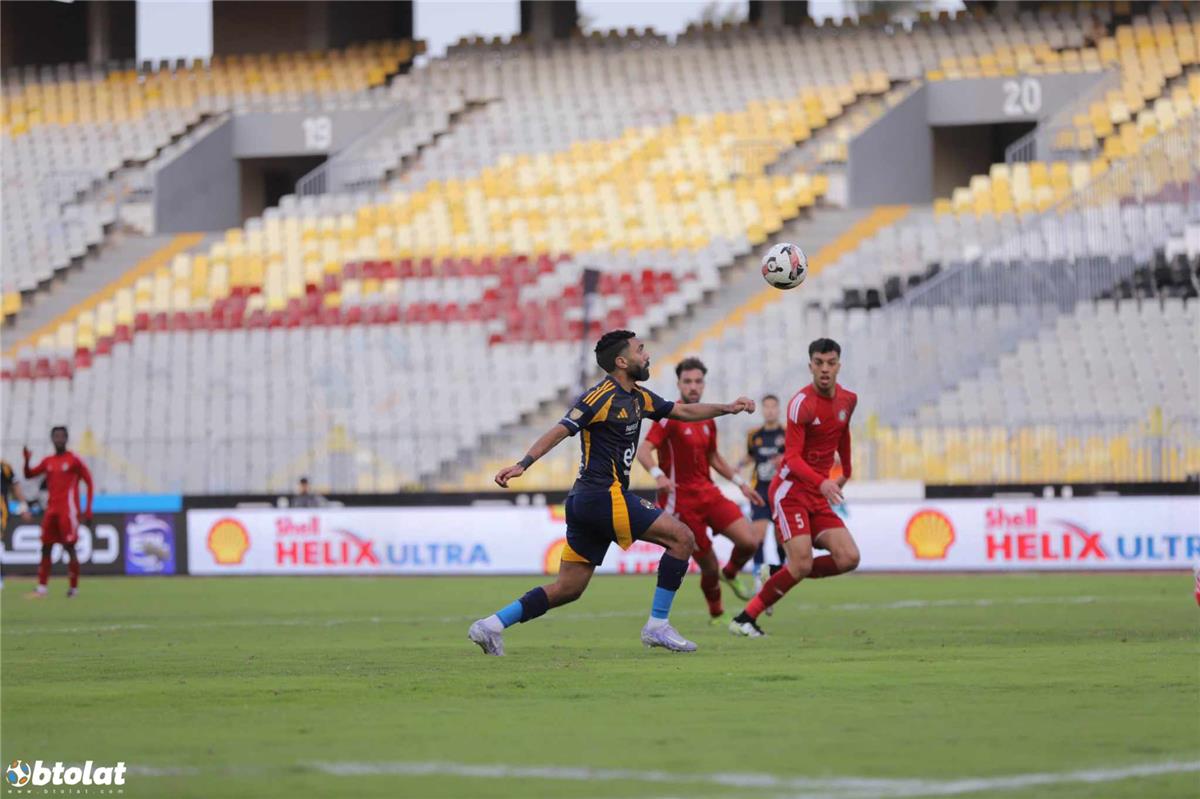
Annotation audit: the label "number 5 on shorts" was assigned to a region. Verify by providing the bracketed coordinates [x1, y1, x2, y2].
[793, 513, 805, 529]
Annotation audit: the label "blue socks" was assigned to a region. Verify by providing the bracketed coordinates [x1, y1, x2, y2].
[494, 587, 550, 628]
[753, 541, 765, 568]
[650, 553, 689, 620]
[495, 600, 524, 628]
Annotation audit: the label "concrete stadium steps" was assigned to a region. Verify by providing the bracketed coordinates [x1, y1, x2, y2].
[3, 232, 212, 348]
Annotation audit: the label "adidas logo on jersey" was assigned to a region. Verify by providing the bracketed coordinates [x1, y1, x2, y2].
[617, 408, 628, 419]
[812, 417, 822, 425]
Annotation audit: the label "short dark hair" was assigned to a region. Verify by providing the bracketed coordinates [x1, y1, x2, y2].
[51, 426, 68, 436]
[675, 357, 707, 378]
[808, 338, 841, 358]
[299, 476, 309, 484]
[761, 394, 779, 403]
[595, 329, 636, 372]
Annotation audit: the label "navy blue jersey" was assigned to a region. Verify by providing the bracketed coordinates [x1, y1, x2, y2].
[560, 377, 674, 493]
[746, 425, 786, 489]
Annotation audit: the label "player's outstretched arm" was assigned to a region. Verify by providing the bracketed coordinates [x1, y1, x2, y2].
[22, 447, 46, 479]
[669, 396, 755, 421]
[494, 423, 571, 488]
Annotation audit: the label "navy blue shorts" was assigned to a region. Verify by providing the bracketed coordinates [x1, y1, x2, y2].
[750, 484, 773, 521]
[563, 488, 663, 566]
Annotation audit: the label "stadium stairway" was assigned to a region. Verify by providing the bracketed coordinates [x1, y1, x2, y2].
[438, 205, 898, 490]
[2, 232, 210, 357]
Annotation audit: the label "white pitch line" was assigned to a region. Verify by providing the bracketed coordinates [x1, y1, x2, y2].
[0, 595, 1116, 636]
[308, 760, 1200, 798]
[127, 759, 1200, 799]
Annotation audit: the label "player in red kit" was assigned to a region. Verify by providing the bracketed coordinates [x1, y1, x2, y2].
[730, 339, 861, 637]
[23, 426, 93, 598]
[636, 358, 764, 623]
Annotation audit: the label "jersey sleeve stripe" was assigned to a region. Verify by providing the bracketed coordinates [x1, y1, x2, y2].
[788, 393, 805, 424]
[584, 380, 614, 405]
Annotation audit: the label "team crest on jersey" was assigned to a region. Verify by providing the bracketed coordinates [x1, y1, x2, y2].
[838, 410, 847, 422]
[569, 408, 584, 420]
[617, 408, 628, 419]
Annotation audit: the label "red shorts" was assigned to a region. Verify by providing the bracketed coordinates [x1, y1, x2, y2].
[660, 485, 744, 554]
[769, 477, 846, 543]
[41, 510, 79, 545]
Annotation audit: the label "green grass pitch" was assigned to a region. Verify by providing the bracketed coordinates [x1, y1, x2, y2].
[2, 573, 1197, 798]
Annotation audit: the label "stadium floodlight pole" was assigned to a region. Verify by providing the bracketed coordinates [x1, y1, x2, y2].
[578, 268, 601, 393]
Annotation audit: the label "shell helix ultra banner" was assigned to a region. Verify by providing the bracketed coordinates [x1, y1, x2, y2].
[185, 497, 1199, 575]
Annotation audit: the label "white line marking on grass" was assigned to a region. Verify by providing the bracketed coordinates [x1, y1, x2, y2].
[302, 759, 1200, 798]
[0, 595, 1130, 637]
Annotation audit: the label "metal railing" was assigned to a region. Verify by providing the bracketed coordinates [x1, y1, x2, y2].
[1005, 70, 1121, 165]
[295, 67, 436, 197]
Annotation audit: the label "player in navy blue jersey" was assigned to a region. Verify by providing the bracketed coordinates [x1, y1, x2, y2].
[740, 395, 788, 591]
[468, 330, 756, 655]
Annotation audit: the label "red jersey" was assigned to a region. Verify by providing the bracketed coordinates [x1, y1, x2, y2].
[778, 383, 857, 498]
[645, 416, 718, 507]
[25, 451, 93, 514]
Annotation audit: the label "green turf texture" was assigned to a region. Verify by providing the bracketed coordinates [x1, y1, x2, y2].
[1, 572, 1197, 799]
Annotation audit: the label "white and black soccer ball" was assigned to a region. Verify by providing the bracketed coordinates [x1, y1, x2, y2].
[761, 242, 808, 290]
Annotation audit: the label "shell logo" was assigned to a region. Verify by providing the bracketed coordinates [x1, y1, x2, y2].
[543, 538, 568, 575]
[905, 510, 955, 560]
[207, 518, 250, 565]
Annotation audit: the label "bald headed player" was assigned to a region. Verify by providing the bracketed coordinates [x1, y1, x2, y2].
[469, 330, 756, 655]
[636, 357, 764, 623]
[730, 339, 861, 637]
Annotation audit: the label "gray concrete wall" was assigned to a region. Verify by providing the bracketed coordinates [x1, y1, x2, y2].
[848, 85, 932, 207]
[925, 72, 1108, 126]
[846, 72, 1108, 207]
[154, 119, 241, 233]
[232, 107, 391, 158]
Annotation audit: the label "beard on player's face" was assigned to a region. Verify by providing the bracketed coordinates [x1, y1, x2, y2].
[619, 352, 650, 381]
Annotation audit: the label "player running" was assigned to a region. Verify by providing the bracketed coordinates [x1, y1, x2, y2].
[635, 357, 764, 624]
[23, 426, 93, 598]
[739, 395, 788, 592]
[468, 330, 756, 655]
[730, 339, 861, 637]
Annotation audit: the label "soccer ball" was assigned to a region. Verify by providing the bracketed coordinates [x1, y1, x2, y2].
[761, 242, 808, 290]
[6, 761, 31, 787]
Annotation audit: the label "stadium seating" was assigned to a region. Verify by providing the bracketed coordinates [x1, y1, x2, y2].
[1, 42, 418, 320]
[6, 6, 1199, 492]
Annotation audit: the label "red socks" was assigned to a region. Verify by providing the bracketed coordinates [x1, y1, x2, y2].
[37, 555, 51, 587]
[745, 568, 799, 619]
[721, 544, 755, 580]
[68, 558, 80, 589]
[809, 555, 841, 579]
[699, 572, 723, 617]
